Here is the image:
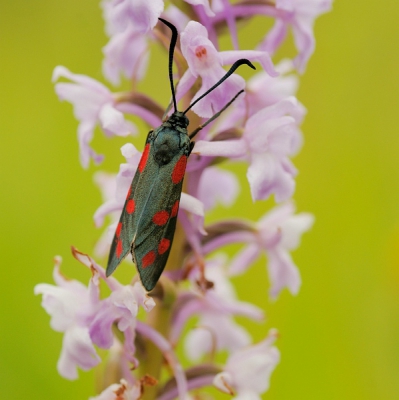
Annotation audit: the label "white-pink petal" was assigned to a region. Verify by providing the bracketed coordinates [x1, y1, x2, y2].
[220, 50, 278, 78]
[258, 199, 295, 228]
[52, 66, 109, 95]
[185, 0, 215, 17]
[34, 264, 94, 332]
[180, 192, 205, 217]
[268, 247, 301, 298]
[102, 0, 164, 34]
[175, 69, 197, 106]
[193, 139, 245, 158]
[245, 97, 300, 132]
[218, 331, 280, 396]
[259, 19, 288, 56]
[198, 166, 239, 210]
[94, 199, 123, 228]
[280, 212, 315, 250]
[184, 315, 251, 361]
[57, 326, 101, 380]
[94, 172, 117, 204]
[116, 102, 162, 128]
[52, 65, 136, 167]
[99, 103, 136, 137]
[77, 120, 102, 168]
[102, 27, 149, 86]
[246, 116, 295, 152]
[181, 21, 222, 76]
[247, 152, 296, 202]
[163, 5, 190, 33]
[229, 243, 260, 275]
[276, 0, 294, 11]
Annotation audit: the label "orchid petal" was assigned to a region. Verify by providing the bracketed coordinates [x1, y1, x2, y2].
[221, 50, 278, 78]
[180, 193, 204, 217]
[258, 19, 288, 56]
[229, 243, 260, 275]
[267, 247, 301, 298]
[280, 212, 315, 250]
[102, 27, 149, 85]
[99, 103, 136, 137]
[193, 139, 245, 158]
[102, 0, 164, 34]
[185, 0, 215, 17]
[247, 152, 295, 202]
[52, 66, 109, 94]
[57, 326, 101, 380]
[198, 166, 239, 210]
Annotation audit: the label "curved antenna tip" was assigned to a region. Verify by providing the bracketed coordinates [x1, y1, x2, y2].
[183, 58, 256, 115]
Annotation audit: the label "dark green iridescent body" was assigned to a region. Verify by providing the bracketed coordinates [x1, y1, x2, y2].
[106, 111, 193, 291]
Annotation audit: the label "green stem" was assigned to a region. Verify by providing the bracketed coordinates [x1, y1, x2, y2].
[139, 249, 180, 400]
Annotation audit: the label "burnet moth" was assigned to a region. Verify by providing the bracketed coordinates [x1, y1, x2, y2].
[106, 18, 255, 291]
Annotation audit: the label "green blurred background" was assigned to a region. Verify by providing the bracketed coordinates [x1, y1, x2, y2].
[1, 0, 399, 398]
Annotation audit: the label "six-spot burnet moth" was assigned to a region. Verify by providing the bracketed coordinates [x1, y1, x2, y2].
[106, 18, 255, 291]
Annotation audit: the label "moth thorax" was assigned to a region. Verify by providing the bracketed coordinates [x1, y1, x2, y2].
[153, 130, 181, 166]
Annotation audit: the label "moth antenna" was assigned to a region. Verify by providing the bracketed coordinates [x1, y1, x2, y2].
[158, 18, 178, 112]
[188, 89, 244, 139]
[183, 59, 256, 115]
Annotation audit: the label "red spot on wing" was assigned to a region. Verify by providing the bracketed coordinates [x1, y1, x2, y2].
[126, 199, 136, 214]
[171, 155, 187, 184]
[116, 240, 123, 258]
[138, 144, 150, 173]
[158, 238, 170, 255]
[142, 251, 156, 268]
[171, 200, 179, 218]
[116, 222, 122, 238]
[152, 211, 169, 226]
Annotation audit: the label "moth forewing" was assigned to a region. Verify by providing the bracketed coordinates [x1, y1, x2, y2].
[106, 132, 155, 277]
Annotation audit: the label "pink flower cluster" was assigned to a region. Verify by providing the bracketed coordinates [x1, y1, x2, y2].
[37, 1, 331, 399]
